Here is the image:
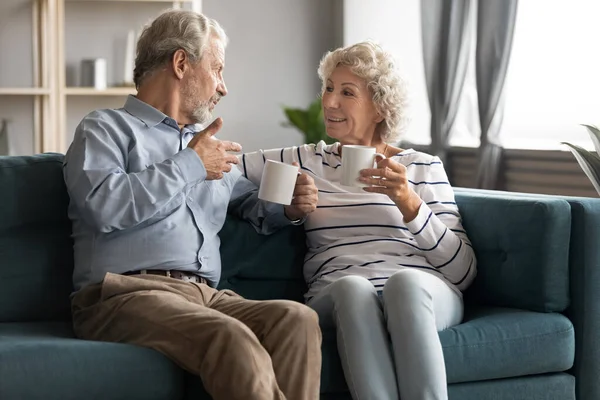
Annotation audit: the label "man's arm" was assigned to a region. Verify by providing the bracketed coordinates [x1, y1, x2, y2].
[227, 175, 295, 235]
[63, 112, 206, 233]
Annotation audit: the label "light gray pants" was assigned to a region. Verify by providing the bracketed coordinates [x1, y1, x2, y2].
[308, 269, 463, 400]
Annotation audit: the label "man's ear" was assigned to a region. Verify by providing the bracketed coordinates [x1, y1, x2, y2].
[172, 49, 188, 80]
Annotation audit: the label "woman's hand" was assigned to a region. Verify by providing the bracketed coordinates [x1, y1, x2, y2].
[359, 158, 423, 222]
[284, 163, 319, 222]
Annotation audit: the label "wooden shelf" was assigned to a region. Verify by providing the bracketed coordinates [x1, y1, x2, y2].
[65, 0, 196, 3]
[0, 88, 51, 95]
[64, 87, 136, 96]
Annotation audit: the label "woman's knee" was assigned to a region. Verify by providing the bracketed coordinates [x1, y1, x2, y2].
[383, 269, 434, 302]
[328, 275, 377, 302]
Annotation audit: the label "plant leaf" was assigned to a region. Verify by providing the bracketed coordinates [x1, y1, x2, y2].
[307, 97, 322, 120]
[582, 124, 600, 156]
[283, 108, 308, 133]
[562, 141, 600, 196]
[282, 97, 333, 145]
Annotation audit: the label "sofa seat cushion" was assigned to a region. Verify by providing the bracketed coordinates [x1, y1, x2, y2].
[442, 306, 574, 383]
[0, 321, 184, 400]
[319, 306, 574, 393]
[218, 277, 307, 303]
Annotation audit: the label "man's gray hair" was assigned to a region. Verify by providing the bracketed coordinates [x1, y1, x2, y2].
[134, 9, 228, 88]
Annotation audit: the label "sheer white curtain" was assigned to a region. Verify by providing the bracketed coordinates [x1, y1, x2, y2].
[501, 0, 600, 150]
[370, 0, 600, 150]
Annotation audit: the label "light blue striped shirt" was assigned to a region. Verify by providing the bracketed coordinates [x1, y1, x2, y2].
[63, 95, 291, 292]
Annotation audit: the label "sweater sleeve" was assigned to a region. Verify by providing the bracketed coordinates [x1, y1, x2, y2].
[237, 144, 315, 186]
[402, 155, 477, 291]
[230, 144, 314, 232]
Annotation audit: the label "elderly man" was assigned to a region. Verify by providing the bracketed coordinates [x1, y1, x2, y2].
[63, 9, 321, 400]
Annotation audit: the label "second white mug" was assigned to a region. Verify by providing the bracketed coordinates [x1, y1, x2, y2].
[258, 160, 299, 205]
[341, 145, 386, 187]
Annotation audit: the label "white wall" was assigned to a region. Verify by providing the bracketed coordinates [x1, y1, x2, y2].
[203, 0, 342, 151]
[343, 0, 430, 145]
[0, 0, 342, 155]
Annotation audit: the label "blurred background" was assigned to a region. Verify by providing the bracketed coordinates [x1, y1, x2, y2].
[1, 0, 598, 196]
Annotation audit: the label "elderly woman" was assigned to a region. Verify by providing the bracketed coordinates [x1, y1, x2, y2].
[240, 41, 477, 400]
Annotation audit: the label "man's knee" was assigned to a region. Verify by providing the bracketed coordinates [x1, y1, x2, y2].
[275, 301, 320, 330]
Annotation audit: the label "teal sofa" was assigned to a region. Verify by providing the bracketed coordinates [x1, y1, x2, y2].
[0, 153, 598, 399]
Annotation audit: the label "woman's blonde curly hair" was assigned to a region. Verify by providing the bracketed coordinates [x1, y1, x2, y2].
[317, 41, 409, 143]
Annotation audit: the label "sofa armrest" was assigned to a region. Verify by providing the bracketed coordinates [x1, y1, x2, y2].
[455, 188, 600, 399]
[562, 198, 600, 400]
[454, 190, 571, 313]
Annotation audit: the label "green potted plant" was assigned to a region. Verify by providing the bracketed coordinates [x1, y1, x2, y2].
[282, 97, 335, 145]
[562, 124, 600, 196]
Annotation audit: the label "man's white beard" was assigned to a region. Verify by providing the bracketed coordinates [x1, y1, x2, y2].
[192, 101, 212, 124]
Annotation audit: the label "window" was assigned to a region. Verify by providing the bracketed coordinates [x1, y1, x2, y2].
[501, 0, 600, 150]
[345, 0, 600, 150]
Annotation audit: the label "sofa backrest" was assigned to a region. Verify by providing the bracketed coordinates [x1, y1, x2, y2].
[455, 191, 571, 313]
[0, 153, 573, 323]
[218, 213, 307, 302]
[0, 153, 308, 324]
[219, 190, 573, 313]
[0, 153, 74, 322]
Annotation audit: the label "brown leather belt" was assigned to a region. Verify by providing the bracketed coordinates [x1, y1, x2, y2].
[124, 269, 207, 284]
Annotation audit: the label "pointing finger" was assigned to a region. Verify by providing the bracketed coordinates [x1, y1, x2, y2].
[223, 141, 242, 153]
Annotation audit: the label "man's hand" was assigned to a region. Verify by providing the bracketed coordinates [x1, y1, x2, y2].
[187, 118, 242, 180]
[284, 163, 318, 222]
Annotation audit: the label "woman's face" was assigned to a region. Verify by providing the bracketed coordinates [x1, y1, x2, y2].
[322, 65, 382, 144]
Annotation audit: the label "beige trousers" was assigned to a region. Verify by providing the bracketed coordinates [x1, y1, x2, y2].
[71, 273, 322, 400]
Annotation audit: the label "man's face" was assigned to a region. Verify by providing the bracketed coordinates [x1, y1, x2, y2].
[182, 38, 227, 124]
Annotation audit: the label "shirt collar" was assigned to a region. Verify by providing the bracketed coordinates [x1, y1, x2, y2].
[123, 95, 170, 128]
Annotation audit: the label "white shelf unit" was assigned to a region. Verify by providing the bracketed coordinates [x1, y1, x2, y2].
[0, 0, 58, 153]
[0, 0, 201, 154]
[0, 88, 51, 95]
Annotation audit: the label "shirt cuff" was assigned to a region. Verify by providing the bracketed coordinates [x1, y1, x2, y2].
[172, 148, 207, 183]
[289, 216, 307, 225]
[403, 202, 434, 235]
[266, 203, 301, 229]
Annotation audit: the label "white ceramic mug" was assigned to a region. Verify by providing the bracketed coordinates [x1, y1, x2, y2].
[258, 160, 299, 205]
[341, 145, 386, 187]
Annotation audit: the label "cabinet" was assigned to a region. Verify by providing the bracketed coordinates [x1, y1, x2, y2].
[0, 0, 201, 155]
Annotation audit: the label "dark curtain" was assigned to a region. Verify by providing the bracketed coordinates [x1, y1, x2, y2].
[421, 0, 472, 165]
[475, 0, 519, 189]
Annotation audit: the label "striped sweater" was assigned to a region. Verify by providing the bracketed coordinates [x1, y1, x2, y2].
[240, 141, 477, 301]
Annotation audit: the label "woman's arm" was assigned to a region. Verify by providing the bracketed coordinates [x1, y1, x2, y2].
[237, 145, 311, 186]
[361, 154, 477, 291]
[402, 157, 477, 290]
